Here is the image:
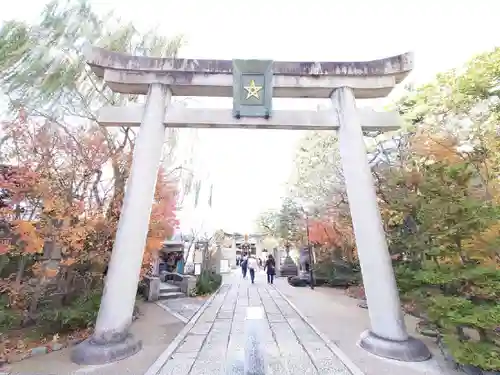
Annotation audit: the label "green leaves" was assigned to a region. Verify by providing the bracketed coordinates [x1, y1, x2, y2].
[277, 197, 303, 244]
[289, 131, 345, 208]
[256, 198, 304, 245]
[387, 48, 500, 371]
[0, 0, 185, 122]
[194, 270, 222, 296]
[443, 336, 500, 372]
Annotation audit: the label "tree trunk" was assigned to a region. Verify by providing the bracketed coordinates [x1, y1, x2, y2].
[15, 255, 26, 286]
[0, 255, 9, 276]
[106, 160, 127, 223]
[184, 239, 196, 271]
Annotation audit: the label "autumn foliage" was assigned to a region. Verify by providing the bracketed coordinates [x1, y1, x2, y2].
[308, 219, 346, 247]
[269, 48, 500, 371]
[0, 114, 179, 357]
[142, 167, 180, 277]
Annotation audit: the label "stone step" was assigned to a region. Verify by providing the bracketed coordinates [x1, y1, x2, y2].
[159, 282, 181, 293]
[159, 291, 186, 300]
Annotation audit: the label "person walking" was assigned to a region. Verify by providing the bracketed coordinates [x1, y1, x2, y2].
[264, 254, 276, 284]
[241, 253, 249, 278]
[247, 255, 258, 284]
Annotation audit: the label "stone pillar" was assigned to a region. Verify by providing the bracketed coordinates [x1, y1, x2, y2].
[215, 245, 222, 274]
[331, 87, 430, 362]
[255, 238, 263, 259]
[231, 237, 237, 268]
[72, 84, 170, 365]
[273, 247, 281, 277]
[143, 275, 161, 302]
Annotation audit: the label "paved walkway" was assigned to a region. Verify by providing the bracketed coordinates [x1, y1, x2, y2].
[273, 279, 459, 375]
[4, 303, 184, 375]
[157, 296, 210, 323]
[152, 271, 353, 375]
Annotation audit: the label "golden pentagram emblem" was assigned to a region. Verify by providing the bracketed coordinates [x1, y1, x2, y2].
[244, 79, 263, 100]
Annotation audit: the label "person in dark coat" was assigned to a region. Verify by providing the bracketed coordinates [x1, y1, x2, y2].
[264, 254, 276, 284]
[241, 253, 248, 278]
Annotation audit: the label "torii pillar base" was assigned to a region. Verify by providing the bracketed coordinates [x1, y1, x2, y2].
[71, 334, 142, 365]
[359, 330, 431, 362]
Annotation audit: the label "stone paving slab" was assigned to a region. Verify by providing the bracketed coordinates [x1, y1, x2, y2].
[153, 272, 353, 375]
[2, 303, 185, 375]
[272, 278, 461, 375]
[157, 296, 209, 322]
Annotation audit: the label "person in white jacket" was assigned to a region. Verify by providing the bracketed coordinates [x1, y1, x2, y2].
[247, 255, 259, 284]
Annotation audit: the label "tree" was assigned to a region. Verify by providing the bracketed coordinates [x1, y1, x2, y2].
[0, 113, 181, 361]
[0, 1, 186, 356]
[257, 199, 303, 250]
[0, 0, 186, 227]
[308, 219, 341, 247]
[289, 131, 347, 210]
[143, 167, 179, 277]
[383, 48, 500, 371]
[276, 197, 302, 249]
[287, 130, 356, 261]
[256, 209, 279, 238]
[276, 47, 500, 371]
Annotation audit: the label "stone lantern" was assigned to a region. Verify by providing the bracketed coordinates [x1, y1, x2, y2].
[279, 244, 298, 277]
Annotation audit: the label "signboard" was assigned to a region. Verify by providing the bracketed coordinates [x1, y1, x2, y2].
[194, 263, 202, 276]
[232, 59, 273, 119]
[220, 259, 230, 273]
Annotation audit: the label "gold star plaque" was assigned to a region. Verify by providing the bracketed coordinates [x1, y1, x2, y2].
[244, 79, 263, 100]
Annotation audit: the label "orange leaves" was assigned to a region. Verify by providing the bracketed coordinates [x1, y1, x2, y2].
[145, 236, 163, 254]
[464, 221, 500, 261]
[142, 168, 180, 273]
[308, 219, 342, 247]
[31, 262, 58, 278]
[0, 165, 40, 205]
[150, 167, 179, 237]
[60, 258, 76, 267]
[43, 268, 59, 278]
[12, 220, 43, 254]
[307, 215, 356, 261]
[404, 169, 424, 188]
[411, 131, 464, 165]
[0, 113, 183, 282]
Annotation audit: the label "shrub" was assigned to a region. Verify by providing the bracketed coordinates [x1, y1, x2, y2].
[0, 295, 22, 333]
[388, 161, 500, 371]
[408, 265, 500, 371]
[194, 270, 222, 295]
[314, 260, 360, 287]
[37, 288, 102, 333]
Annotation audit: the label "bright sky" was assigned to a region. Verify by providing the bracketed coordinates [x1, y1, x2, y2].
[2, 0, 499, 234]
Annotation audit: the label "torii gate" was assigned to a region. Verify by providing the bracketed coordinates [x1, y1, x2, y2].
[71, 46, 431, 365]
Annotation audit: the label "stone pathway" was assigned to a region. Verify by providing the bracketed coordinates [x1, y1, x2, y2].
[157, 296, 209, 323]
[272, 279, 459, 375]
[3, 303, 185, 375]
[152, 271, 353, 375]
